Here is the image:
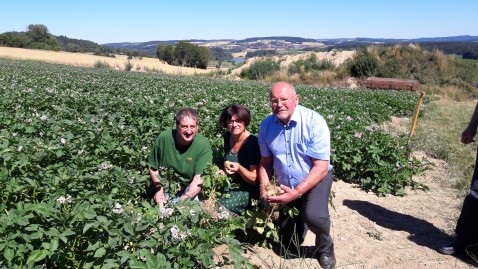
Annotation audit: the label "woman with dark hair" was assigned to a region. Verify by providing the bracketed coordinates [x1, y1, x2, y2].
[217, 104, 260, 215]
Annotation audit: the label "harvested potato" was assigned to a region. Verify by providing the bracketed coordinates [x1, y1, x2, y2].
[224, 161, 234, 168]
[265, 183, 284, 196]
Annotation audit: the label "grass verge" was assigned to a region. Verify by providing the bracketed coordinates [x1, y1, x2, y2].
[411, 98, 477, 197]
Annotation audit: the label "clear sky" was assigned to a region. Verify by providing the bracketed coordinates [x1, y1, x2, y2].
[0, 0, 476, 44]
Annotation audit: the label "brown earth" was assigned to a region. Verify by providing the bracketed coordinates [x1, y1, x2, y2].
[2, 48, 476, 268]
[243, 156, 478, 268]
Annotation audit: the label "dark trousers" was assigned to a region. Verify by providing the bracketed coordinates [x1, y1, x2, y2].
[455, 194, 478, 247]
[470, 149, 478, 192]
[454, 149, 478, 247]
[277, 170, 334, 252]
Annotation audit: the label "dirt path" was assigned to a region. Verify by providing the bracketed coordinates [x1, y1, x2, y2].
[246, 152, 478, 268]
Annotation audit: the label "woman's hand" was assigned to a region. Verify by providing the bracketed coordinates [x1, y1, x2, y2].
[224, 161, 240, 175]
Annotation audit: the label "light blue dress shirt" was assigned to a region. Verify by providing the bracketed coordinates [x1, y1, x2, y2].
[258, 105, 333, 188]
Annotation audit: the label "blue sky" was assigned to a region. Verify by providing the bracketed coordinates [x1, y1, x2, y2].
[0, 0, 476, 44]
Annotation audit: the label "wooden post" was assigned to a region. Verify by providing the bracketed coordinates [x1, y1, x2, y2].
[408, 92, 425, 146]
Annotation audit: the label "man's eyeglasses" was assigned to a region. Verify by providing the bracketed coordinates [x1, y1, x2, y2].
[270, 94, 297, 105]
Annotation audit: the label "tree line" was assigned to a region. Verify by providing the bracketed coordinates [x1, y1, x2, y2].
[0, 24, 115, 56]
[0, 24, 61, 51]
[156, 41, 212, 69]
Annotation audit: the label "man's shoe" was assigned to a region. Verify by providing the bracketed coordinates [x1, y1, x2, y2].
[318, 244, 336, 269]
[438, 241, 463, 255]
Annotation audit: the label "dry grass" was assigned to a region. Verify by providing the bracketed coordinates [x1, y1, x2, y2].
[421, 85, 473, 102]
[0, 47, 210, 75]
[411, 99, 477, 196]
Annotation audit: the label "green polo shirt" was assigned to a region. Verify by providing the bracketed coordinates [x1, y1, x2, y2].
[148, 129, 212, 179]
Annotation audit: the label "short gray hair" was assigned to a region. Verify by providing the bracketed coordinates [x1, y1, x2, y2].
[175, 107, 199, 126]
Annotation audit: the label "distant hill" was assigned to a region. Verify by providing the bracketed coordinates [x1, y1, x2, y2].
[320, 35, 478, 44]
[102, 35, 478, 57]
[103, 35, 478, 49]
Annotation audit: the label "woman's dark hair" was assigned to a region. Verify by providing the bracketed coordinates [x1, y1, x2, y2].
[219, 104, 251, 128]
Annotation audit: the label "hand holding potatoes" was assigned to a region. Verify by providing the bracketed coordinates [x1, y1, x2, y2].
[224, 161, 239, 174]
[265, 182, 284, 197]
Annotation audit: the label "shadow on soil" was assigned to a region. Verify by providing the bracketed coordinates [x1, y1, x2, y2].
[343, 199, 478, 267]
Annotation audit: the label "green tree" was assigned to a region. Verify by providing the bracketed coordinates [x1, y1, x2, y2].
[26, 24, 49, 43]
[174, 41, 193, 66]
[26, 24, 61, 51]
[194, 46, 212, 69]
[173, 41, 211, 69]
[163, 45, 175, 64]
[156, 44, 167, 60]
[156, 44, 175, 64]
[0, 32, 29, 48]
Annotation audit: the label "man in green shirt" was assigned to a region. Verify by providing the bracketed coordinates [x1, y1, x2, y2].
[148, 107, 213, 205]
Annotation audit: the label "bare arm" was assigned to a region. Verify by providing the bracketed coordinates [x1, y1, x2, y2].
[149, 167, 166, 205]
[179, 174, 203, 201]
[258, 156, 274, 198]
[149, 167, 160, 184]
[268, 158, 329, 205]
[462, 102, 478, 144]
[224, 163, 258, 184]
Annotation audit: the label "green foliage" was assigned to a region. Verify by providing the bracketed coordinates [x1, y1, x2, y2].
[347, 48, 380, 77]
[93, 60, 111, 69]
[240, 58, 281, 80]
[345, 45, 478, 97]
[153, 167, 190, 196]
[0, 58, 430, 266]
[172, 41, 211, 69]
[210, 47, 233, 62]
[56, 35, 114, 54]
[25, 24, 61, 51]
[332, 129, 430, 196]
[124, 60, 134, 71]
[200, 164, 238, 200]
[242, 200, 298, 247]
[156, 44, 175, 65]
[245, 50, 278, 59]
[288, 54, 335, 75]
[0, 32, 30, 48]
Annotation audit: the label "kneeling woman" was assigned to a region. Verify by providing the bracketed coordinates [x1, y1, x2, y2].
[217, 104, 260, 215]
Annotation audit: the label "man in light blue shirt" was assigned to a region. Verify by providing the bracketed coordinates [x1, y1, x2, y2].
[258, 81, 335, 269]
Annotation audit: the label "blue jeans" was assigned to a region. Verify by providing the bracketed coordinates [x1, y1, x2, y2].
[171, 187, 199, 204]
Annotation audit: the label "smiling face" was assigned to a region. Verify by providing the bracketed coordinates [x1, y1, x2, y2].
[227, 114, 245, 136]
[269, 82, 299, 124]
[175, 116, 198, 146]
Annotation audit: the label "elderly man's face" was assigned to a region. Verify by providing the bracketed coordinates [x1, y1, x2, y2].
[270, 84, 299, 124]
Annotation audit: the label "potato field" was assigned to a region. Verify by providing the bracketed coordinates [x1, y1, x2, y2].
[0, 58, 426, 268]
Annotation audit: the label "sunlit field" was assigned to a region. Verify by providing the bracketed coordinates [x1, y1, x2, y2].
[0, 58, 425, 267]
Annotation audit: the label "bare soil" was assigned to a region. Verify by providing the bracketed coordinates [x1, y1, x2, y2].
[244, 151, 478, 269]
